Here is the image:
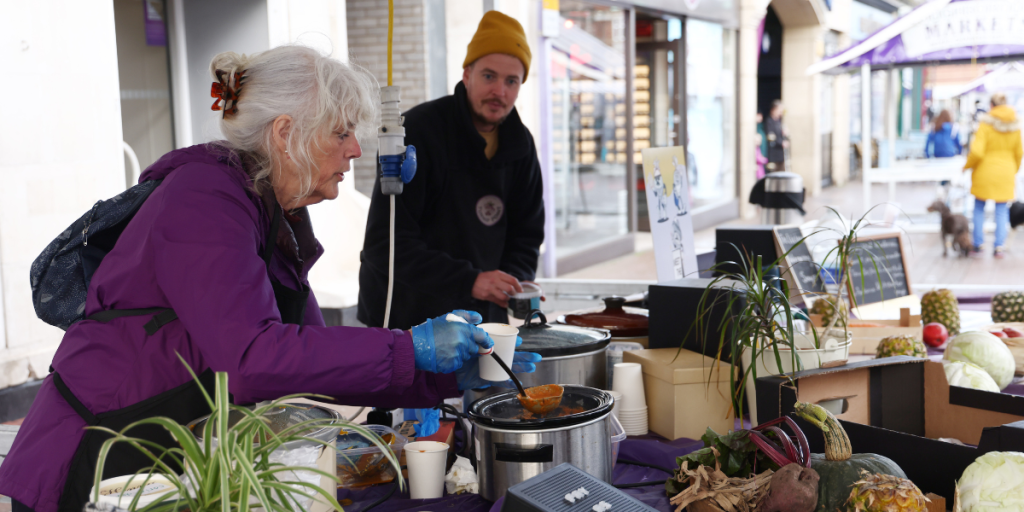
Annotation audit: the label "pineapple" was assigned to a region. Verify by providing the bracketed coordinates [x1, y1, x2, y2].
[846, 470, 929, 512]
[810, 294, 848, 329]
[876, 335, 927, 359]
[992, 291, 1024, 323]
[921, 289, 960, 336]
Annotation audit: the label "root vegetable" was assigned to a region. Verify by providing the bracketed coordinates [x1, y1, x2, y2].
[761, 463, 819, 512]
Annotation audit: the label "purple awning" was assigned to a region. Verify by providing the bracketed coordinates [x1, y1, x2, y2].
[808, 0, 1024, 75]
[937, 62, 1024, 98]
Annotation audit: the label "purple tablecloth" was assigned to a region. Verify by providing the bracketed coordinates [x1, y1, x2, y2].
[337, 434, 701, 512]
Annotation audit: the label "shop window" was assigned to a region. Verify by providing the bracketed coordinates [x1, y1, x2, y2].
[686, 19, 736, 212]
[552, 1, 628, 254]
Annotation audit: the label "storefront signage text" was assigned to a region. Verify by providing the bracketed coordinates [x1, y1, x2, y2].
[902, 0, 1024, 57]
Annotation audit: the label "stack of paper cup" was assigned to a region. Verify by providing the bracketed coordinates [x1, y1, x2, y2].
[611, 363, 648, 435]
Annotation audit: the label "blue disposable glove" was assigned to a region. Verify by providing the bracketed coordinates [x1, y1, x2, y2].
[403, 407, 440, 437]
[411, 310, 493, 374]
[455, 336, 543, 391]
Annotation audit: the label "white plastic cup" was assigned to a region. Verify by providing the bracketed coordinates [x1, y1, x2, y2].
[478, 323, 519, 381]
[405, 441, 449, 499]
[612, 363, 647, 411]
[507, 282, 543, 319]
[608, 390, 623, 420]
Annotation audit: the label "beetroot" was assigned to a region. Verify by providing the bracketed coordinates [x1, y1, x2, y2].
[761, 463, 820, 512]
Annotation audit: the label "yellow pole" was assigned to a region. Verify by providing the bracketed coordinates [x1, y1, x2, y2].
[388, 0, 394, 87]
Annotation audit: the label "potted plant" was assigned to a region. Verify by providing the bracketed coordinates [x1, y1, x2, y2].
[85, 356, 401, 512]
[689, 244, 823, 424]
[691, 208, 902, 425]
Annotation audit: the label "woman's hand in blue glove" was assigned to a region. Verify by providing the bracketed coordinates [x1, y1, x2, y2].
[455, 336, 543, 391]
[411, 310, 493, 374]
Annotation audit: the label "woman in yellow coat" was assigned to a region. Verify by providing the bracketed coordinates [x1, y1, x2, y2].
[963, 93, 1023, 258]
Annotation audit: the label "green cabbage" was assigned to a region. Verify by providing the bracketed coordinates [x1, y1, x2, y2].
[943, 361, 1000, 392]
[943, 331, 1015, 390]
[957, 451, 1024, 512]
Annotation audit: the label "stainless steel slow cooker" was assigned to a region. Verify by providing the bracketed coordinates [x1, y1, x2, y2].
[467, 385, 614, 501]
[464, 311, 612, 405]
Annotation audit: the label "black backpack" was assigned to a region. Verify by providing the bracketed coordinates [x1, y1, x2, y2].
[30, 180, 164, 330]
[1010, 201, 1024, 229]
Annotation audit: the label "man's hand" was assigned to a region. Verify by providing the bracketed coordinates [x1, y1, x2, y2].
[472, 270, 523, 308]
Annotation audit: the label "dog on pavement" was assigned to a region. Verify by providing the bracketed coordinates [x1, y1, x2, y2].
[954, 230, 973, 257]
[927, 200, 971, 257]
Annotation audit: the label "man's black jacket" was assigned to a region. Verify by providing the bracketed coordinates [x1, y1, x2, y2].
[357, 81, 545, 329]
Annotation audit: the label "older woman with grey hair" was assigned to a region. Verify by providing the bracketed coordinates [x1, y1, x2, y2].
[0, 45, 538, 512]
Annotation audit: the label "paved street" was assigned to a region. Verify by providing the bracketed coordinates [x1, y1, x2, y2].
[563, 179, 1024, 287]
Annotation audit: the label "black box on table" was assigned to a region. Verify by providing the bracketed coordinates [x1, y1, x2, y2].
[755, 356, 1024, 502]
[714, 225, 779, 276]
[647, 278, 746, 361]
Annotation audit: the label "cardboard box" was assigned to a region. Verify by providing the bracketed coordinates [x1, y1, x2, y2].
[811, 307, 922, 355]
[755, 356, 1024, 502]
[623, 348, 736, 440]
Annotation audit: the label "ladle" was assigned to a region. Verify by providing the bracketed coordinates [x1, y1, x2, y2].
[488, 352, 564, 416]
[444, 313, 563, 415]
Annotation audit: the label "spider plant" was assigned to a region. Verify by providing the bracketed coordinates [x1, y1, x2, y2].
[687, 240, 820, 421]
[88, 355, 401, 512]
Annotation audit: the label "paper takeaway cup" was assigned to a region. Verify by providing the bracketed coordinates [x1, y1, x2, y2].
[612, 363, 647, 410]
[405, 441, 449, 499]
[478, 323, 519, 381]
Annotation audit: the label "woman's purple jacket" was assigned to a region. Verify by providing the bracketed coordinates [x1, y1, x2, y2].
[0, 145, 459, 512]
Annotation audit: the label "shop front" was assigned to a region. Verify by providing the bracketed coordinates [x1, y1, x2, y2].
[545, 0, 739, 275]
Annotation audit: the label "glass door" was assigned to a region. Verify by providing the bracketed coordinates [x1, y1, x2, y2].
[114, 0, 176, 188]
[635, 20, 685, 231]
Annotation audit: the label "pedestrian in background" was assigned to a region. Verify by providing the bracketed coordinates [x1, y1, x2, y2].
[763, 100, 787, 173]
[925, 109, 961, 158]
[963, 93, 1023, 258]
[756, 112, 768, 157]
[755, 131, 767, 180]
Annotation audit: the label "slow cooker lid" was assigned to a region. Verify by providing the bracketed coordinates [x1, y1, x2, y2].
[560, 296, 649, 337]
[518, 311, 611, 357]
[467, 385, 613, 430]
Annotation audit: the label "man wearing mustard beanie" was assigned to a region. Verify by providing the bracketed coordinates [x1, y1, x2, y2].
[359, 11, 545, 332]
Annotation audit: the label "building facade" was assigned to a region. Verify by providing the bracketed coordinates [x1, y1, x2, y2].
[0, 0, 883, 396]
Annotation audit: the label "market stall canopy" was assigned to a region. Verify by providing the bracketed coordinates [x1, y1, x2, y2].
[806, 0, 1024, 75]
[936, 62, 1024, 99]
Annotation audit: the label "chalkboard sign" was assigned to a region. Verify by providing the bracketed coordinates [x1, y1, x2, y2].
[845, 233, 911, 307]
[773, 226, 826, 301]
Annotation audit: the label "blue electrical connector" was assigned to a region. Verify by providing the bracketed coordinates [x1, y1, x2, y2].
[379, 145, 416, 195]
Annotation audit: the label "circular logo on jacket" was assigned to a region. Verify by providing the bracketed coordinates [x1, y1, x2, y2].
[476, 195, 504, 226]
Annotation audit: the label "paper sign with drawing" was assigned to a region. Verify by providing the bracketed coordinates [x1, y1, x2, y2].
[642, 147, 697, 282]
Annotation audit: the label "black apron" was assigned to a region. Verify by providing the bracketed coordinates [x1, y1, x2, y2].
[52, 203, 309, 512]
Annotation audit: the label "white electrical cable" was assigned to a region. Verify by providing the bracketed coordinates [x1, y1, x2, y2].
[383, 195, 396, 329]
